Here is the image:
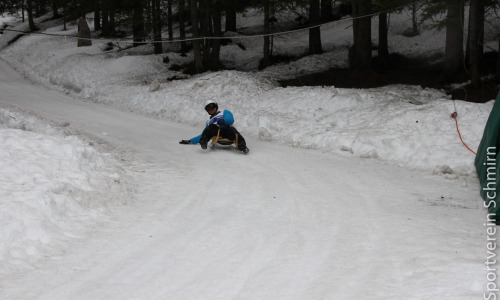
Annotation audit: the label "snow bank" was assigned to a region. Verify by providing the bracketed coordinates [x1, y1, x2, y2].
[154, 73, 492, 174]
[0, 109, 134, 276]
[0, 15, 16, 29]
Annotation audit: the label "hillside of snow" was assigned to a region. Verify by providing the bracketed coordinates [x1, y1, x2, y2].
[0, 6, 498, 299]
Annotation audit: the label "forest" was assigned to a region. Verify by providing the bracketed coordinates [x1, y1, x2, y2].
[1, 0, 499, 102]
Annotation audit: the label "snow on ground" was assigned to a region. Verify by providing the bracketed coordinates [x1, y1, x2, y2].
[0, 14, 16, 28]
[0, 66, 490, 299]
[0, 6, 498, 300]
[0, 108, 134, 277]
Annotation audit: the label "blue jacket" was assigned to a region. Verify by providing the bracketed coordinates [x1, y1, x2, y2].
[190, 110, 234, 144]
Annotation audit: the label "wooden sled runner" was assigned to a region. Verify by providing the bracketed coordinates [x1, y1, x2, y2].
[210, 128, 239, 149]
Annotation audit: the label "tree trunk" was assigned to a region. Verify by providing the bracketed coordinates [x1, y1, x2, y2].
[412, 2, 418, 34]
[442, 0, 464, 82]
[152, 0, 162, 54]
[178, 0, 188, 52]
[62, 1, 66, 30]
[77, 17, 92, 47]
[309, 0, 322, 55]
[497, 38, 500, 78]
[201, 0, 211, 65]
[190, 0, 203, 73]
[168, 0, 173, 40]
[270, 1, 275, 56]
[37, 0, 47, 16]
[469, 0, 484, 87]
[22, 0, 25, 23]
[321, 0, 333, 22]
[94, 0, 101, 31]
[350, 0, 372, 71]
[262, 0, 271, 69]
[378, 11, 389, 68]
[109, 7, 116, 36]
[52, 0, 60, 18]
[225, 7, 236, 32]
[102, 0, 109, 36]
[145, 0, 152, 35]
[211, 6, 222, 69]
[27, 0, 37, 31]
[132, 0, 145, 46]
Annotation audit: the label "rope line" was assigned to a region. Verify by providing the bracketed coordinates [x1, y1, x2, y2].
[0, 0, 426, 45]
[451, 112, 477, 155]
[449, 90, 476, 155]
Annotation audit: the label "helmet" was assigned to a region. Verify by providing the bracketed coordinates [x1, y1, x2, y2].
[204, 99, 218, 111]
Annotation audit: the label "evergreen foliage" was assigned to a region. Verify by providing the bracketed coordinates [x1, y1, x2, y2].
[0, 0, 497, 81]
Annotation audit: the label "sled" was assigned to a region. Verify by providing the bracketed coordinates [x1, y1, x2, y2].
[210, 128, 239, 149]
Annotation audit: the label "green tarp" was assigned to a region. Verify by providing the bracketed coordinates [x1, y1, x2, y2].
[475, 91, 500, 225]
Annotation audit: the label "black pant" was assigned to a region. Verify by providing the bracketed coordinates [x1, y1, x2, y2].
[202, 124, 247, 150]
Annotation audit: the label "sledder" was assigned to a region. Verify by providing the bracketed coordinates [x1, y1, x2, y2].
[179, 100, 250, 154]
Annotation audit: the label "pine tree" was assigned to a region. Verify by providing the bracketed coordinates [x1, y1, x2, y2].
[309, 0, 322, 55]
[442, 0, 464, 82]
[469, 0, 484, 86]
[350, 0, 372, 71]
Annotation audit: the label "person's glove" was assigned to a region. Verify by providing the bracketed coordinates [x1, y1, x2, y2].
[179, 140, 191, 144]
[217, 119, 225, 125]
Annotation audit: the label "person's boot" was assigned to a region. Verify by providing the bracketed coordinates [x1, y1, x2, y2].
[200, 137, 208, 150]
[239, 143, 249, 154]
